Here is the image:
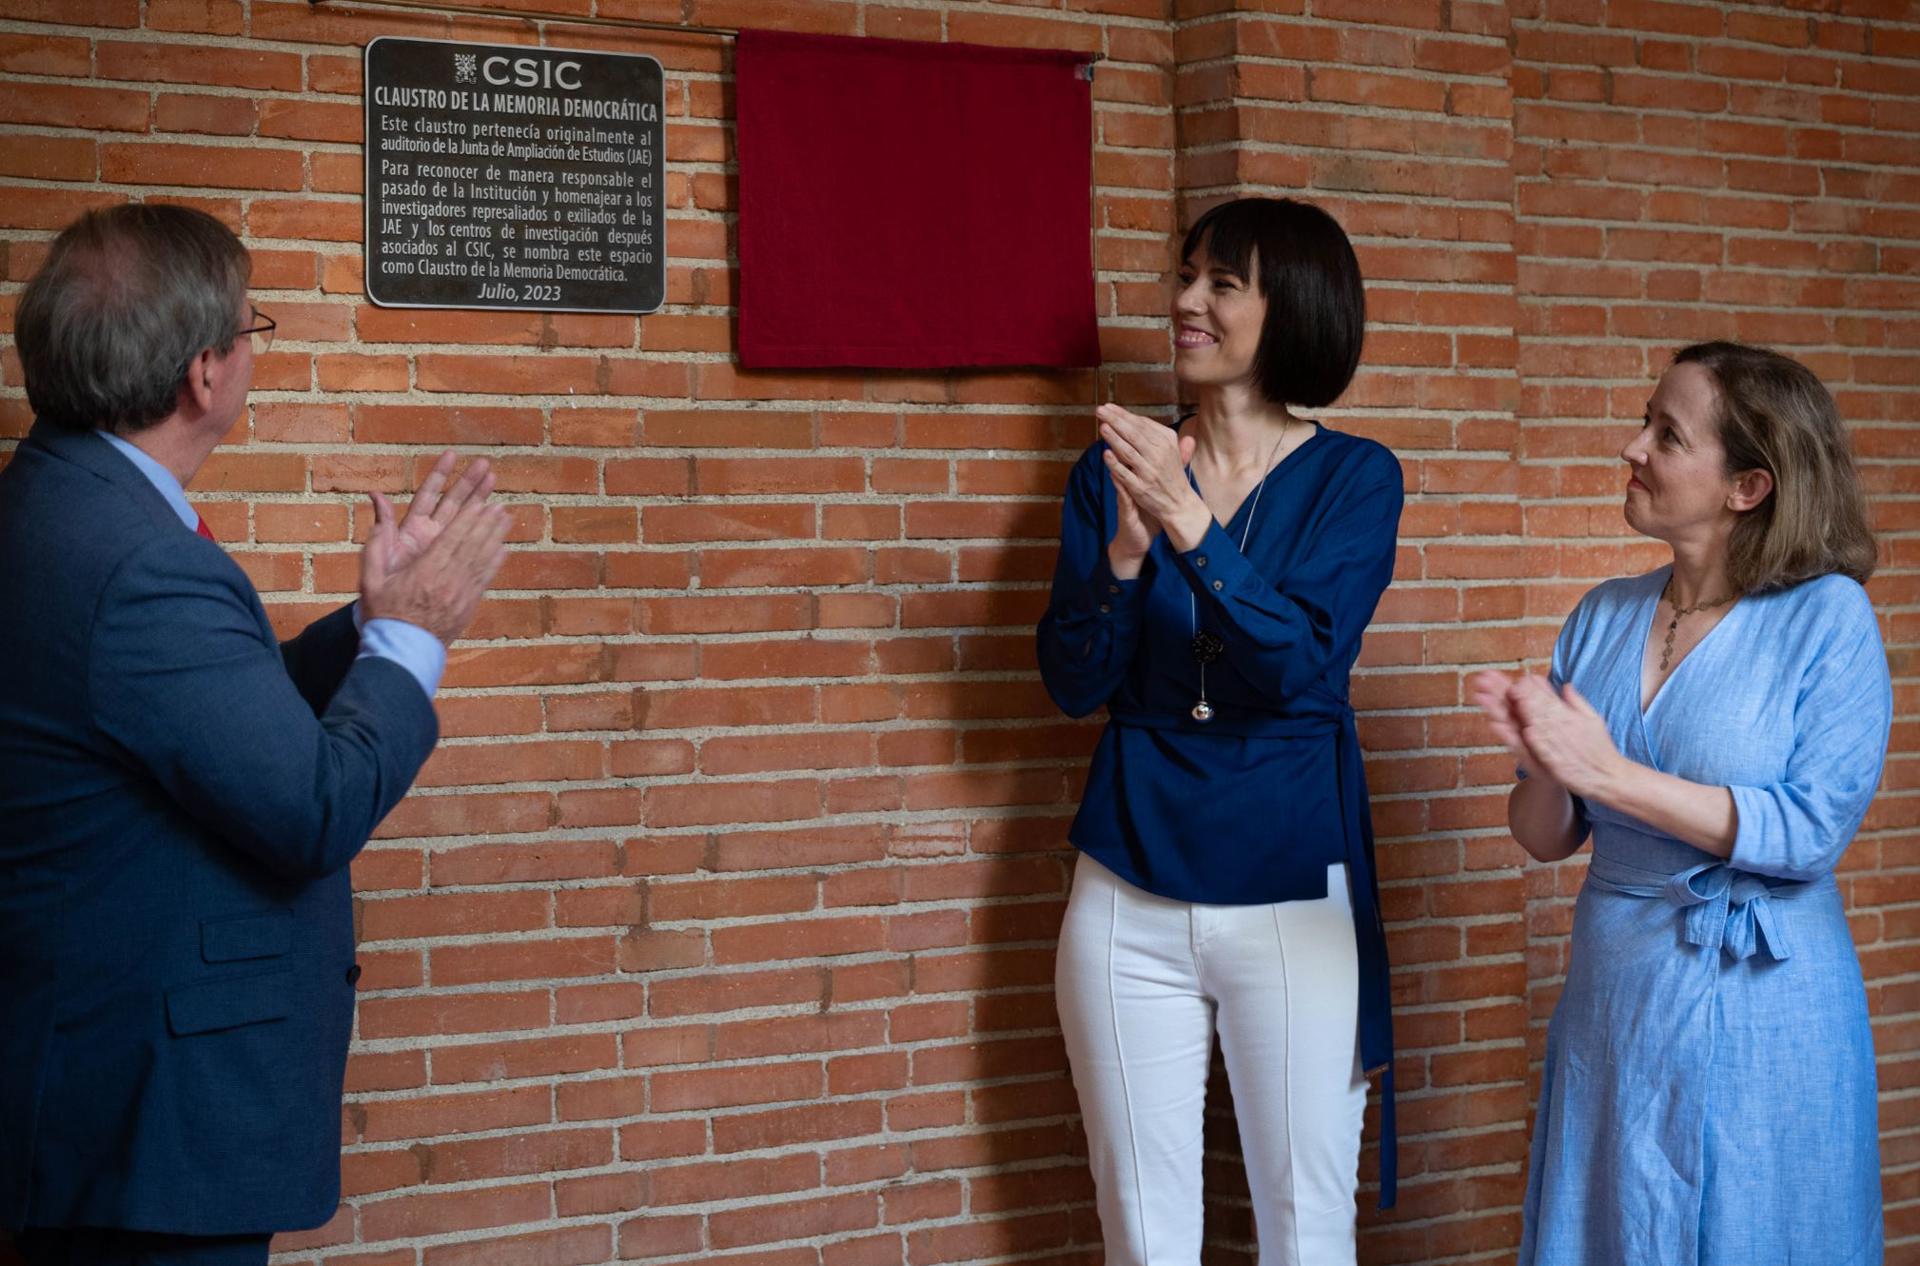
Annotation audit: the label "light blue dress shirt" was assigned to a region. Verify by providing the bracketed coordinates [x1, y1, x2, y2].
[1521, 565, 1889, 1266]
[100, 432, 444, 698]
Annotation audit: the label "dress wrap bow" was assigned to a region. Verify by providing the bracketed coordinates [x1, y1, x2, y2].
[1586, 858, 1803, 962]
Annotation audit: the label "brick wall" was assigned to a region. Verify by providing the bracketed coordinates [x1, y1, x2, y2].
[0, 1, 1912, 1264]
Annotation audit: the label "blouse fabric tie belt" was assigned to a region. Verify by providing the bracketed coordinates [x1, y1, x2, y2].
[1584, 855, 1817, 963]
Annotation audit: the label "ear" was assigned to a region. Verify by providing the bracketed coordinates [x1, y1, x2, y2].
[179, 345, 219, 417]
[1727, 467, 1773, 514]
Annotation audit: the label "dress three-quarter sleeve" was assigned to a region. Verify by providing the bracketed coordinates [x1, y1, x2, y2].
[1164, 444, 1403, 708]
[1525, 599, 1596, 840]
[1729, 577, 1893, 882]
[1036, 445, 1149, 718]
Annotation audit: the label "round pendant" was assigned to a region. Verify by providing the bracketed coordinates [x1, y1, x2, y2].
[1190, 700, 1214, 723]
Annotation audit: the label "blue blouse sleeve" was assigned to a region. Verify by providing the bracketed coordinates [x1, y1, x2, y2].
[1729, 578, 1892, 882]
[1165, 444, 1403, 709]
[1516, 592, 1594, 843]
[1036, 445, 1148, 718]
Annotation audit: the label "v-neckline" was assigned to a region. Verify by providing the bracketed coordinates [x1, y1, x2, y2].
[1636, 566, 1742, 720]
[1185, 421, 1323, 533]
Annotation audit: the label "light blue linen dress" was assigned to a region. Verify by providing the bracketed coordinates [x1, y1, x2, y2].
[1521, 565, 1891, 1266]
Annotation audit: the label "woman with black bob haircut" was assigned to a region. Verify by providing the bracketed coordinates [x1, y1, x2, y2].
[1037, 197, 1405, 1264]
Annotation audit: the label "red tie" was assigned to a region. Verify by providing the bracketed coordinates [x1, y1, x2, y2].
[194, 515, 216, 542]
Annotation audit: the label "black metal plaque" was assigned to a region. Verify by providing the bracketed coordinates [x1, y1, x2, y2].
[363, 36, 664, 313]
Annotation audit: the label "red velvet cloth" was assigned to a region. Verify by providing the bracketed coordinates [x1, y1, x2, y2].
[735, 30, 1100, 370]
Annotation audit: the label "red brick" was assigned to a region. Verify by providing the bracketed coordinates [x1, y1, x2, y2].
[2, 83, 149, 132]
[0, 34, 91, 75]
[0, 136, 95, 182]
[96, 39, 303, 90]
[423, 1227, 612, 1266]
[359, 1183, 550, 1242]
[357, 1086, 550, 1144]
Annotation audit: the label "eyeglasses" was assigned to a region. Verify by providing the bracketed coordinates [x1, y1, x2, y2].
[236, 305, 276, 356]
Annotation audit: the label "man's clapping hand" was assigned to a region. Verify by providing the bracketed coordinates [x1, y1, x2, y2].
[359, 453, 509, 646]
[386, 450, 494, 571]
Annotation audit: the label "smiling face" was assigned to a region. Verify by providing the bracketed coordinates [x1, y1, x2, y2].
[1171, 237, 1268, 392]
[1622, 361, 1747, 546]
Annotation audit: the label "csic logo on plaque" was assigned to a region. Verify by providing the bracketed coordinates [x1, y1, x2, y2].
[363, 36, 665, 314]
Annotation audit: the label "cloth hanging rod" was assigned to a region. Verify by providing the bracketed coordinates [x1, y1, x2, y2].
[305, 0, 1103, 61]
[308, 0, 734, 39]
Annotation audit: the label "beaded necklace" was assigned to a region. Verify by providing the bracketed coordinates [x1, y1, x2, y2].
[1657, 574, 1738, 674]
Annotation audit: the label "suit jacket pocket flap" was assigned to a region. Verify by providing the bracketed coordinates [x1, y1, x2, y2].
[201, 910, 292, 962]
[166, 970, 292, 1036]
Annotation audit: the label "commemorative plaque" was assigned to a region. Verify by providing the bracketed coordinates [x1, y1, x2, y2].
[363, 36, 665, 313]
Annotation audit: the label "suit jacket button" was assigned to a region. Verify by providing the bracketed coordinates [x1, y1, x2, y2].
[345, 964, 363, 986]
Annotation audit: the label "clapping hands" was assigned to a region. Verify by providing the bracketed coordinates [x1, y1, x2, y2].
[383, 449, 494, 572]
[1468, 670, 1625, 800]
[1098, 404, 1201, 576]
[359, 451, 510, 647]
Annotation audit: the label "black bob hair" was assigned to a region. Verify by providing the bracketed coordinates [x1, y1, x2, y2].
[1179, 197, 1366, 409]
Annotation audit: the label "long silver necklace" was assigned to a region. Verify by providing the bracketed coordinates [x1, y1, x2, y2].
[1188, 422, 1292, 723]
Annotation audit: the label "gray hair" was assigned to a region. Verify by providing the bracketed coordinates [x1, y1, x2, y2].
[15, 203, 251, 434]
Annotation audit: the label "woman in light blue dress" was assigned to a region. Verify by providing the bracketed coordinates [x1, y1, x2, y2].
[1471, 342, 1890, 1265]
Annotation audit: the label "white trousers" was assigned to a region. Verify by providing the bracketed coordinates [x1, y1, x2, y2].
[1055, 853, 1367, 1266]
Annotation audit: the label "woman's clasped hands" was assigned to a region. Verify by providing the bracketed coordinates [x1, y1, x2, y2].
[1097, 403, 1201, 577]
[1468, 670, 1627, 801]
